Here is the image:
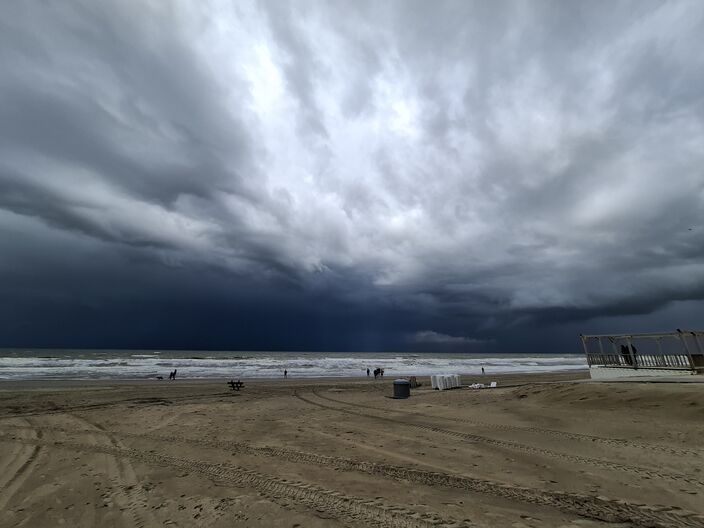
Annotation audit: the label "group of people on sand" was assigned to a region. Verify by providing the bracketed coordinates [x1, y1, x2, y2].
[367, 367, 384, 379]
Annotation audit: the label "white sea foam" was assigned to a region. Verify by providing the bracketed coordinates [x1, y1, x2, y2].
[0, 350, 587, 380]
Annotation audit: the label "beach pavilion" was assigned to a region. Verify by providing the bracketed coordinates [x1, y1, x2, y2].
[581, 329, 704, 379]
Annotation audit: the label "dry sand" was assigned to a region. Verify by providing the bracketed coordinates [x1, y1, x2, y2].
[1, 371, 703, 527]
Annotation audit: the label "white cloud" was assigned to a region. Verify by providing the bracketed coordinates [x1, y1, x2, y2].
[1, 0, 703, 335]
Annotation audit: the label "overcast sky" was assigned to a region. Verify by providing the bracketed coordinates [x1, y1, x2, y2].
[1, 1, 703, 352]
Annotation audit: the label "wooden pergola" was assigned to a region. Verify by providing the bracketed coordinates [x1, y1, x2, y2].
[580, 329, 704, 372]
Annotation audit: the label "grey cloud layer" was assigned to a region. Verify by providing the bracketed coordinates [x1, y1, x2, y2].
[1, 1, 703, 348]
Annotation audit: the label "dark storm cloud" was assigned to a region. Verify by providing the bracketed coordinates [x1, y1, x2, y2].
[1, 0, 703, 350]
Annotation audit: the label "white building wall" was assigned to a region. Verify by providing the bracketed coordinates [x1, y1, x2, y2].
[589, 366, 694, 380]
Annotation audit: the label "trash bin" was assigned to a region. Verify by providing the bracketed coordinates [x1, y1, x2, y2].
[393, 379, 410, 399]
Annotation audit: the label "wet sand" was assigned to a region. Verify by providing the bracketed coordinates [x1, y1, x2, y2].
[1, 371, 703, 527]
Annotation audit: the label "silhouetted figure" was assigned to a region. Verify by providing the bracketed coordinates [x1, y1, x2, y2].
[620, 345, 633, 366]
[481, 367, 485, 375]
[367, 368, 370, 377]
[284, 369, 288, 379]
[373, 368, 380, 379]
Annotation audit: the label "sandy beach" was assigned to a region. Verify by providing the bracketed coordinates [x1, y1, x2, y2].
[1, 371, 703, 527]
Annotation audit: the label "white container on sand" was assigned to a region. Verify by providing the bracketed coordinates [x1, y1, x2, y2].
[432, 374, 463, 390]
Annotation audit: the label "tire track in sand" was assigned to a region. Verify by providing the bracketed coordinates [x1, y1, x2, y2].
[148, 429, 704, 528]
[0, 394, 217, 420]
[0, 419, 43, 511]
[0, 433, 473, 528]
[332, 390, 702, 458]
[2, 423, 702, 528]
[299, 391, 704, 489]
[66, 414, 159, 528]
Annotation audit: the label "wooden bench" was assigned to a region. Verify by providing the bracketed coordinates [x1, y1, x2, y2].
[228, 380, 244, 391]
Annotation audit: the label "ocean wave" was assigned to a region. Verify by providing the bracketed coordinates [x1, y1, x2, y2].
[0, 352, 587, 380]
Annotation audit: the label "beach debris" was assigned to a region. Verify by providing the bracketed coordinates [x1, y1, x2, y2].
[469, 381, 498, 389]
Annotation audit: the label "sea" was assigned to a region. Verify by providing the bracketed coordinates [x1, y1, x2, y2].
[0, 350, 587, 380]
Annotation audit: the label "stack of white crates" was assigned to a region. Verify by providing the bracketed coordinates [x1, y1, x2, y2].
[431, 374, 462, 390]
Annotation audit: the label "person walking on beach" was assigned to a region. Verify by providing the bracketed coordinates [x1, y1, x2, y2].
[284, 369, 288, 379]
[481, 366, 485, 375]
[366, 368, 370, 377]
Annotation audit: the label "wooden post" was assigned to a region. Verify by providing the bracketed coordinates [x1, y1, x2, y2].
[655, 338, 664, 367]
[677, 329, 695, 372]
[693, 333, 704, 372]
[580, 335, 591, 367]
[609, 338, 620, 365]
